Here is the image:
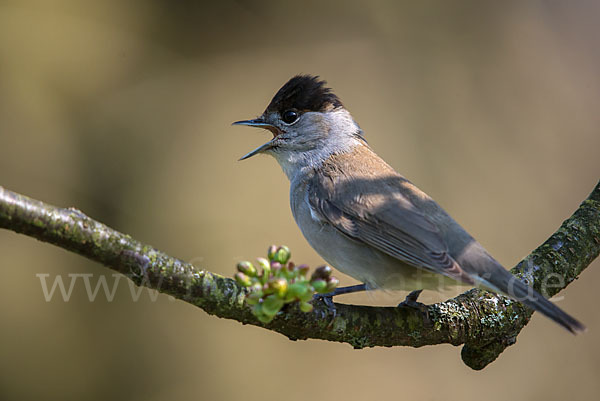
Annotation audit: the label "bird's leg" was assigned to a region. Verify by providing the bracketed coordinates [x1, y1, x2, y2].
[397, 289, 424, 309]
[313, 284, 367, 310]
[397, 289, 432, 327]
[319, 284, 368, 297]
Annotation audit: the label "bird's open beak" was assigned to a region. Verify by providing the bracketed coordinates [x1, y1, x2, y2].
[232, 118, 282, 160]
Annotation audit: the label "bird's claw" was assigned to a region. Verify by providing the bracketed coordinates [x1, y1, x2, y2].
[397, 289, 425, 309]
[312, 292, 337, 316]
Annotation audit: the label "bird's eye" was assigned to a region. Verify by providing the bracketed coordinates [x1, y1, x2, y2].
[282, 110, 299, 124]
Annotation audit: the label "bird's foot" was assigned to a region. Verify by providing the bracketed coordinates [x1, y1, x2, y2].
[397, 289, 432, 327]
[313, 292, 336, 311]
[397, 289, 425, 310]
[312, 284, 367, 316]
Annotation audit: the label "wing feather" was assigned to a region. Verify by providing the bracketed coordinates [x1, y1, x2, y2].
[308, 171, 474, 285]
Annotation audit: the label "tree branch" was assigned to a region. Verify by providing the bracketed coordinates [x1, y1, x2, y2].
[1, 182, 598, 370]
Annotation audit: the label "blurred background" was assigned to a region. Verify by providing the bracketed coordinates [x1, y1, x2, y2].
[1, 0, 599, 400]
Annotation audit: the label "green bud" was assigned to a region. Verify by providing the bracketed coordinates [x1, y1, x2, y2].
[267, 245, 278, 261]
[257, 258, 271, 284]
[274, 246, 291, 264]
[234, 272, 252, 287]
[256, 257, 270, 273]
[326, 277, 339, 292]
[268, 278, 288, 298]
[270, 261, 282, 275]
[299, 302, 313, 313]
[287, 282, 308, 299]
[311, 265, 332, 280]
[236, 261, 257, 277]
[262, 295, 284, 317]
[311, 279, 328, 293]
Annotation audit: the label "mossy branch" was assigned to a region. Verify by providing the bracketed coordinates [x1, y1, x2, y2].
[1, 182, 599, 370]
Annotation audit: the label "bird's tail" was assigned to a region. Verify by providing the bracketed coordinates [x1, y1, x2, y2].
[479, 266, 585, 334]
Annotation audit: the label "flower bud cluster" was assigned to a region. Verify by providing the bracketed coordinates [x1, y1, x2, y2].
[234, 245, 339, 323]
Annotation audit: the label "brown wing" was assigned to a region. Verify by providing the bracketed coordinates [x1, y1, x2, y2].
[307, 169, 475, 285]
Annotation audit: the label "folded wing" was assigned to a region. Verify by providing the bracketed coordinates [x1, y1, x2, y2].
[307, 171, 475, 285]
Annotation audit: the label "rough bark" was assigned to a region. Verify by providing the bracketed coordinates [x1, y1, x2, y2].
[0, 182, 598, 370]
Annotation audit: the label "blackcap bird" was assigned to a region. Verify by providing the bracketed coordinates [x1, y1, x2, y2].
[233, 74, 584, 333]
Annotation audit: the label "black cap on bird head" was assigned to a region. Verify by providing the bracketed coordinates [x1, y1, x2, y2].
[265, 75, 343, 115]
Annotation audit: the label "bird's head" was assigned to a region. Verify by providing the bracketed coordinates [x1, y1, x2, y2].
[233, 75, 364, 176]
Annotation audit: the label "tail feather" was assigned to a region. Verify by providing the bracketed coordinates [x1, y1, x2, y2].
[480, 268, 585, 334]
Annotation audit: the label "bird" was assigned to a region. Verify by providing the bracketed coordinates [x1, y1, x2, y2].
[233, 74, 585, 334]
